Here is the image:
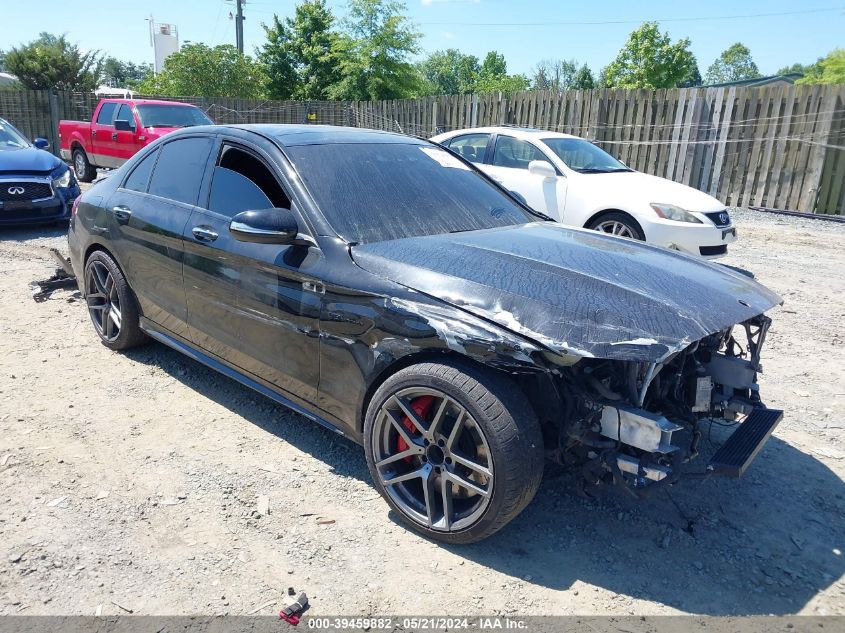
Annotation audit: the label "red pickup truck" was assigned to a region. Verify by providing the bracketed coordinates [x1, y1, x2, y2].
[59, 98, 213, 182]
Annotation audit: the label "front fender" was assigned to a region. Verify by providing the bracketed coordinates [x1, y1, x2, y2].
[317, 287, 551, 436]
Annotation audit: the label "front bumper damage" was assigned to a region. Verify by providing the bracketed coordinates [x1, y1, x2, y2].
[553, 314, 782, 493]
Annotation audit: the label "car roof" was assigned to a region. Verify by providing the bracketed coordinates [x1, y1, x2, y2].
[223, 124, 427, 147]
[437, 126, 579, 141]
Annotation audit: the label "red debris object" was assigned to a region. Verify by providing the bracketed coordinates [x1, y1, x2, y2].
[280, 592, 308, 625]
[396, 395, 435, 460]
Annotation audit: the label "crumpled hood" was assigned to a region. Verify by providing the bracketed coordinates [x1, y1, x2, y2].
[0, 146, 62, 173]
[351, 222, 782, 362]
[583, 171, 725, 212]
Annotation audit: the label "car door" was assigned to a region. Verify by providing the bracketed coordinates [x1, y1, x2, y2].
[106, 135, 214, 339]
[483, 134, 568, 222]
[112, 103, 142, 166]
[182, 137, 321, 404]
[91, 101, 118, 167]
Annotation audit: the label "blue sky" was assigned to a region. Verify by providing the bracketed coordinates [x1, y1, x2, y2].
[3, 0, 843, 78]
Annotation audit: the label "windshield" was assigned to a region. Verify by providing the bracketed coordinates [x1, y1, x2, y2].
[136, 105, 213, 128]
[0, 121, 30, 150]
[542, 137, 631, 173]
[286, 142, 536, 244]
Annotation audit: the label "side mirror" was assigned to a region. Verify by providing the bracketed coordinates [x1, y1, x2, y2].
[33, 138, 49, 150]
[114, 119, 133, 132]
[528, 160, 557, 180]
[229, 208, 312, 246]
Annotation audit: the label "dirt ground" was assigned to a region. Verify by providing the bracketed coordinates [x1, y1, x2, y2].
[0, 205, 843, 618]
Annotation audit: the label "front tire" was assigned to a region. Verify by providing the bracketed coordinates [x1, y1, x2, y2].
[72, 148, 97, 183]
[83, 251, 147, 350]
[587, 211, 645, 241]
[364, 360, 544, 544]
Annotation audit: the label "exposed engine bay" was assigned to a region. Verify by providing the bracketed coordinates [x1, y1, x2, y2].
[540, 314, 783, 493]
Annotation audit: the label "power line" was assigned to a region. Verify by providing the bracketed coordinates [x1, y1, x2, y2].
[416, 6, 843, 27]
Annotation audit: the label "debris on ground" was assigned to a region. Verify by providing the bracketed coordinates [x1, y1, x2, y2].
[30, 268, 77, 302]
[279, 592, 309, 625]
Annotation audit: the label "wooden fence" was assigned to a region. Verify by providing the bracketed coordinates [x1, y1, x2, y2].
[1, 85, 843, 214]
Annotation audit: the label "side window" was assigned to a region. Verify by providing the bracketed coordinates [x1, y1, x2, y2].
[115, 104, 136, 132]
[207, 145, 291, 217]
[492, 136, 547, 170]
[123, 147, 159, 193]
[96, 102, 117, 125]
[148, 137, 213, 205]
[448, 133, 490, 164]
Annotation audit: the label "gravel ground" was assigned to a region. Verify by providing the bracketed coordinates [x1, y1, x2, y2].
[0, 204, 843, 617]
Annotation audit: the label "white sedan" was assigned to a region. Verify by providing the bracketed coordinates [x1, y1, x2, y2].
[431, 127, 737, 258]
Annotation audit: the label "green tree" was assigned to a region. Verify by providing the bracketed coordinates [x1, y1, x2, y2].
[0, 50, 6, 72]
[5, 33, 102, 91]
[474, 73, 530, 93]
[101, 57, 153, 89]
[473, 50, 529, 93]
[533, 59, 577, 91]
[777, 62, 811, 76]
[705, 43, 761, 84]
[259, 0, 340, 100]
[418, 49, 479, 95]
[532, 59, 597, 91]
[796, 49, 845, 85]
[329, 0, 422, 100]
[601, 22, 698, 89]
[137, 43, 265, 98]
[679, 63, 702, 87]
[479, 51, 507, 79]
[572, 63, 595, 89]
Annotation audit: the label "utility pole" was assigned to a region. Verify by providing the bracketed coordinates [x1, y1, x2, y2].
[235, 0, 245, 55]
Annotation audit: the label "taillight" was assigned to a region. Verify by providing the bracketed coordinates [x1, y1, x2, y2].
[71, 197, 81, 217]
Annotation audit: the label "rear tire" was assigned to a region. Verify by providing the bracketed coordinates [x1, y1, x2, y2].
[83, 251, 147, 351]
[364, 359, 544, 544]
[587, 211, 645, 241]
[72, 148, 97, 183]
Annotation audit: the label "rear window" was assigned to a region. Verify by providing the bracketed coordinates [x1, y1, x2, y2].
[148, 137, 213, 205]
[96, 102, 117, 125]
[123, 147, 159, 193]
[286, 142, 534, 244]
[136, 105, 213, 128]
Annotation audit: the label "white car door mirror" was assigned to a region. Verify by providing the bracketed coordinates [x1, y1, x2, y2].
[528, 160, 557, 180]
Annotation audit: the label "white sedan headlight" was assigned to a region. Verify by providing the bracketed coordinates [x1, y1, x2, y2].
[52, 168, 72, 189]
[650, 203, 702, 224]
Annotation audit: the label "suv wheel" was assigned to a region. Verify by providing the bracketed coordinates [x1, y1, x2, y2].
[83, 251, 147, 350]
[364, 360, 544, 544]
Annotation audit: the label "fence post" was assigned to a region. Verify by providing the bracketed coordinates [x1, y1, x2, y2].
[48, 90, 60, 157]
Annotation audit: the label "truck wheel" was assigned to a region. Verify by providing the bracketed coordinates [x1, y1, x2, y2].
[364, 359, 544, 544]
[72, 148, 97, 183]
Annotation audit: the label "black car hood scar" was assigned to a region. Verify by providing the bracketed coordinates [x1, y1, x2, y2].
[351, 222, 783, 363]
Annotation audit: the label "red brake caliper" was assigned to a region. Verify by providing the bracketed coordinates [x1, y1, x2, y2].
[396, 395, 436, 462]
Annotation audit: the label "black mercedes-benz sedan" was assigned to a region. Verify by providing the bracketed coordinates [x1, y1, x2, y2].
[69, 124, 783, 543]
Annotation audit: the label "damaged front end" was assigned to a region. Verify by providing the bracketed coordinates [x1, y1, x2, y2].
[552, 313, 783, 493]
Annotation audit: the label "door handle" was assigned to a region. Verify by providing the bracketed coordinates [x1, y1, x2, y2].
[192, 226, 219, 242]
[111, 205, 132, 223]
[112, 132, 118, 141]
[92, 130, 97, 137]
